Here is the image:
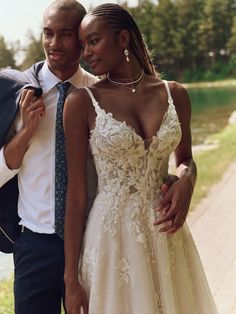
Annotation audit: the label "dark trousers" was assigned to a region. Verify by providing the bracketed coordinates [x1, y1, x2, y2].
[13, 228, 66, 314]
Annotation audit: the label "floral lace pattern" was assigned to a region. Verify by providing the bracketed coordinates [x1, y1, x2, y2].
[79, 84, 218, 314]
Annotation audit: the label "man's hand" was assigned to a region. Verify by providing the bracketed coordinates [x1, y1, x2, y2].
[65, 280, 88, 314]
[160, 174, 179, 194]
[20, 89, 45, 138]
[154, 174, 193, 234]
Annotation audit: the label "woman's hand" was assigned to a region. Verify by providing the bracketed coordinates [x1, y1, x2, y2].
[65, 280, 88, 314]
[154, 174, 194, 233]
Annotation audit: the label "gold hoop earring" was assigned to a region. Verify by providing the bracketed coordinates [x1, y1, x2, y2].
[124, 48, 130, 62]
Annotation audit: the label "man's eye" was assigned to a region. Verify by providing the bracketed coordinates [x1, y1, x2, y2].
[62, 32, 72, 37]
[44, 31, 52, 36]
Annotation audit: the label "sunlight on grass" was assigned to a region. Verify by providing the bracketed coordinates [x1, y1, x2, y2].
[191, 123, 236, 209]
[0, 276, 14, 314]
[0, 276, 66, 314]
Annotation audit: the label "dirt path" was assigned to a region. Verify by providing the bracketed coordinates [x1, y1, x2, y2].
[187, 161, 236, 314]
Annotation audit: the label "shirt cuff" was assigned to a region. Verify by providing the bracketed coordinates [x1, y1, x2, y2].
[0, 147, 20, 187]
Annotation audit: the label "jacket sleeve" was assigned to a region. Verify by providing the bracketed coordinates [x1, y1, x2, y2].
[0, 147, 19, 187]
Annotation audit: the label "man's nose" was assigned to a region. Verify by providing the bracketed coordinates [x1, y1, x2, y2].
[49, 35, 61, 49]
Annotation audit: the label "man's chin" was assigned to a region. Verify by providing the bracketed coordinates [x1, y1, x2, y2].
[47, 60, 65, 72]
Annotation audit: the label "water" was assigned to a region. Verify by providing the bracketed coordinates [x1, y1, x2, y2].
[189, 86, 236, 145]
[0, 85, 236, 280]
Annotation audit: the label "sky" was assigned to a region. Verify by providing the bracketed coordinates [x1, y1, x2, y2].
[0, 0, 138, 45]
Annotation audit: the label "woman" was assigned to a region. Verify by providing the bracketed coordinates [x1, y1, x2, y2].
[64, 3, 217, 314]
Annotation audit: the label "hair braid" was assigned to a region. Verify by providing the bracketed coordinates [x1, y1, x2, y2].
[89, 3, 158, 77]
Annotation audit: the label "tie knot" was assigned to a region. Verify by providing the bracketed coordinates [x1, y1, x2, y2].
[56, 82, 71, 95]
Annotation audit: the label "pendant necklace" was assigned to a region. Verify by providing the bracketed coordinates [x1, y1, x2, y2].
[107, 70, 144, 93]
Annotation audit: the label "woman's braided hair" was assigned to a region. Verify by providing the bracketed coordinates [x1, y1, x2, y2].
[89, 3, 158, 77]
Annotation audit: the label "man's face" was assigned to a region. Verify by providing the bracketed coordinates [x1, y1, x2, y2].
[42, 8, 82, 80]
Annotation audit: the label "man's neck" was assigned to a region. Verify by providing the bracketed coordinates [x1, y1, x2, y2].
[47, 64, 80, 82]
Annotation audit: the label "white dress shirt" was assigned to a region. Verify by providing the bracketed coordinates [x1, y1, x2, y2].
[0, 62, 97, 233]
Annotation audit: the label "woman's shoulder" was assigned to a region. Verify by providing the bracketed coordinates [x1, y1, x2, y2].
[64, 87, 96, 117]
[67, 86, 93, 104]
[165, 81, 191, 120]
[166, 80, 189, 100]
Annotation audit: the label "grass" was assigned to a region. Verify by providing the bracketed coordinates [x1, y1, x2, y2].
[191, 123, 236, 209]
[1, 123, 236, 313]
[0, 276, 14, 314]
[0, 277, 65, 314]
[183, 79, 236, 89]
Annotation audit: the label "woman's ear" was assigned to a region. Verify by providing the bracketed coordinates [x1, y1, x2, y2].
[119, 29, 130, 48]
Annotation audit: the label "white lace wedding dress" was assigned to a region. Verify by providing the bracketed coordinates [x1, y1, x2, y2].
[79, 82, 217, 314]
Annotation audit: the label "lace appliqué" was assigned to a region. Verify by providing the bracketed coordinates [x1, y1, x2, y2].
[89, 102, 181, 245]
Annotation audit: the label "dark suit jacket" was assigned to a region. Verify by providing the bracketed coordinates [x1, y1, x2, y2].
[0, 62, 43, 253]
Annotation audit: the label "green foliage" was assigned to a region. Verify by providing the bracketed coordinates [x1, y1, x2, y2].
[130, 0, 156, 49]
[1, 0, 236, 81]
[227, 16, 236, 54]
[0, 35, 15, 69]
[0, 277, 14, 314]
[20, 32, 44, 70]
[0, 277, 66, 314]
[198, 0, 233, 55]
[151, 0, 180, 67]
[130, 0, 236, 81]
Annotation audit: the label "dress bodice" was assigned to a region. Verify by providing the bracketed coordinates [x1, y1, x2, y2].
[85, 81, 181, 202]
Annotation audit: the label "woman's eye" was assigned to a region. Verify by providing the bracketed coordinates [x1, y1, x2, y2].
[90, 39, 99, 45]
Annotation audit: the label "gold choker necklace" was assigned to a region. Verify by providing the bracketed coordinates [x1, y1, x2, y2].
[107, 70, 144, 93]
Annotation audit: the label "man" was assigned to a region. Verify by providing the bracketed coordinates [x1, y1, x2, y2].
[0, 1, 97, 313]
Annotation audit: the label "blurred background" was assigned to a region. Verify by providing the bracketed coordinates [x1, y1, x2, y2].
[1, 1, 236, 313]
[1, 0, 236, 145]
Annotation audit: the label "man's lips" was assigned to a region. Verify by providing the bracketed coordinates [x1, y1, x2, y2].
[48, 52, 64, 61]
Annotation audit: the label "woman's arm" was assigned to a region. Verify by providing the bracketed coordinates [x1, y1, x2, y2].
[155, 82, 197, 233]
[63, 89, 91, 314]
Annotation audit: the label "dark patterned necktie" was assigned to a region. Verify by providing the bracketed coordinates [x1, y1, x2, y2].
[55, 82, 71, 238]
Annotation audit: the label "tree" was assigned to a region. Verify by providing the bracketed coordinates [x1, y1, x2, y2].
[129, 0, 156, 50]
[19, 32, 44, 70]
[199, 0, 236, 63]
[150, 0, 181, 77]
[0, 35, 16, 69]
[227, 16, 236, 54]
[176, 0, 205, 69]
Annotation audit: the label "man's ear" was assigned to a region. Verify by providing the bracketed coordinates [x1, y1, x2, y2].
[119, 29, 130, 48]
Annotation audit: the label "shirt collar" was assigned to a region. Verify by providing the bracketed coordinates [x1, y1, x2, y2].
[40, 62, 84, 93]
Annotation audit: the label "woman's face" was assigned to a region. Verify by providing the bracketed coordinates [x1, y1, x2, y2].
[79, 16, 125, 76]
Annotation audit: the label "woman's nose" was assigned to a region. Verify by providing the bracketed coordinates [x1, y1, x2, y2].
[83, 45, 92, 58]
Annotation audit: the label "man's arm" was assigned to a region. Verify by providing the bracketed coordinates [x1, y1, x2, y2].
[0, 90, 45, 186]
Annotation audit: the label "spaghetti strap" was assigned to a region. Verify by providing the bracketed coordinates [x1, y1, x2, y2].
[83, 87, 100, 112]
[163, 80, 174, 104]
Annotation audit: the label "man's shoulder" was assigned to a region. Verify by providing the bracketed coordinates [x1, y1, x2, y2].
[80, 67, 99, 85]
